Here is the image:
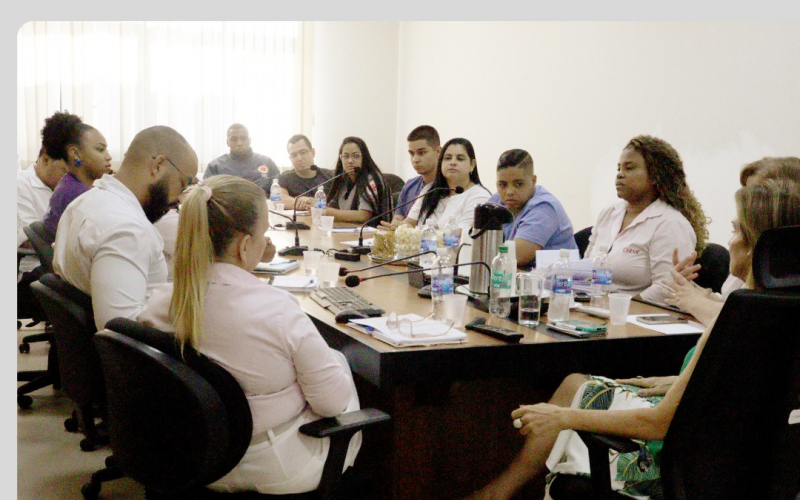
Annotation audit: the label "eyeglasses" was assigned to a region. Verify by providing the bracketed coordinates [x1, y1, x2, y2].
[289, 149, 311, 159]
[153, 155, 194, 189]
[340, 153, 362, 162]
[386, 312, 454, 338]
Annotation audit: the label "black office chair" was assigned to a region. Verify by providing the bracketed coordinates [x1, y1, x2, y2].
[573, 226, 592, 259]
[19, 221, 56, 352]
[85, 317, 390, 500]
[383, 172, 406, 210]
[692, 242, 730, 294]
[548, 225, 800, 500]
[29, 273, 108, 450]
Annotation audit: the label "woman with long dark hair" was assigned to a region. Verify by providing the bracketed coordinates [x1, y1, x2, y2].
[324, 136, 392, 226]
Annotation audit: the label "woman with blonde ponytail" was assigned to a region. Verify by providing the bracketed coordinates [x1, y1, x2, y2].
[138, 175, 361, 494]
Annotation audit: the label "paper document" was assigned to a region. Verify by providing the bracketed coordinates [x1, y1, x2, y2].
[330, 226, 377, 234]
[350, 314, 468, 347]
[627, 314, 704, 335]
[268, 275, 319, 292]
[341, 238, 374, 247]
[278, 210, 309, 217]
[254, 257, 300, 274]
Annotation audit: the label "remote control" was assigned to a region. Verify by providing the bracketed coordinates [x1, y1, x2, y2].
[465, 317, 523, 343]
[574, 305, 611, 319]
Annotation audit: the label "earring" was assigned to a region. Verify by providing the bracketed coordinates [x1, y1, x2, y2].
[73, 158, 83, 167]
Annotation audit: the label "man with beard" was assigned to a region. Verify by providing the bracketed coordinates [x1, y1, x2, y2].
[53, 125, 199, 330]
[203, 123, 279, 193]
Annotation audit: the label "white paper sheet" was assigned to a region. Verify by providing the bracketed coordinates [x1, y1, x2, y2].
[627, 314, 705, 335]
[341, 238, 374, 247]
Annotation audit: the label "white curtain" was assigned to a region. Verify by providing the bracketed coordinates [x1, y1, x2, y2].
[17, 21, 303, 171]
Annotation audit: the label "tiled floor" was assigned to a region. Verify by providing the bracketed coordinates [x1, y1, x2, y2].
[17, 322, 144, 500]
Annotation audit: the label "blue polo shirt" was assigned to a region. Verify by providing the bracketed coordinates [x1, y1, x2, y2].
[488, 185, 577, 251]
[394, 175, 427, 217]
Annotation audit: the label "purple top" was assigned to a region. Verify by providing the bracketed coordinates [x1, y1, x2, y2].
[43, 172, 92, 237]
[394, 175, 426, 217]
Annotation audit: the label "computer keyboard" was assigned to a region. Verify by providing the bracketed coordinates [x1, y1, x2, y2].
[310, 287, 385, 317]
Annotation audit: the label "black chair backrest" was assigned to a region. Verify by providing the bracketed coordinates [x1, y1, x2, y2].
[693, 242, 730, 294]
[661, 227, 800, 500]
[752, 225, 800, 291]
[573, 226, 592, 259]
[23, 221, 55, 273]
[30, 273, 103, 406]
[97, 318, 253, 493]
[383, 173, 406, 210]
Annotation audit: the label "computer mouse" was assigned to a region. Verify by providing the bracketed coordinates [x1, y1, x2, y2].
[334, 309, 370, 324]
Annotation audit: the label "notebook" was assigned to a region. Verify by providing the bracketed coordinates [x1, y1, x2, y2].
[350, 314, 468, 347]
[268, 275, 319, 292]
[253, 257, 300, 275]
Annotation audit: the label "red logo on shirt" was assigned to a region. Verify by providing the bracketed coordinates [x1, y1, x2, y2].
[258, 165, 269, 173]
[623, 247, 640, 255]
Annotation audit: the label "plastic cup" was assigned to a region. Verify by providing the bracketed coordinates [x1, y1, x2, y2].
[442, 294, 469, 327]
[311, 207, 324, 228]
[320, 261, 341, 287]
[303, 250, 323, 276]
[320, 215, 334, 235]
[516, 273, 544, 327]
[608, 293, 633, 325]
[275, 202, 285, 212]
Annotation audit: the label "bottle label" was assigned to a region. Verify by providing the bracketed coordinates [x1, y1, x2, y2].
[315, 199, 326, 209]
[593, 268, 612, 286]
[421, 238, 437, 253]
[553, 277, 572, 294]
[491, 271, 511, 290]
[443, 233, 459, 247]
[432, 275, 454, 294]
[271, 192, 281, 202]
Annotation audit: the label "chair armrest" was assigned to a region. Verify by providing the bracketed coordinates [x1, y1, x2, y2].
[299, 408, 390, 438]
[577, 431, 640, 454]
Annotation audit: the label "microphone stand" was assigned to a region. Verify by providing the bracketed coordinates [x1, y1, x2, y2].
[346, 186, 461, 256]
[338, 250, 435, 276]
[345, 260, 492, 296]
[280, 171, 351, 256]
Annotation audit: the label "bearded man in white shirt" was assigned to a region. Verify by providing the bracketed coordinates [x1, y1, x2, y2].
[54, 125, 199, 330]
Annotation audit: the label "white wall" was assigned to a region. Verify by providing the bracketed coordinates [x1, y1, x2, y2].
[310, 22, 400, 173]
[394, 22, 800, 247]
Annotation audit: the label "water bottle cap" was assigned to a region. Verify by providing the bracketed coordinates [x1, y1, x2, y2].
[559, 248, 569, 257]
[499, 245, 508, 253]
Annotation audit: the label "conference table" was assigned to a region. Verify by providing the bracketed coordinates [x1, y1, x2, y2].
[263, 217, 701, 500]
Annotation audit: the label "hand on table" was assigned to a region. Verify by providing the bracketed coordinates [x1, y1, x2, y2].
[295, 197, 314, 211]
[615, 375, 679, 397]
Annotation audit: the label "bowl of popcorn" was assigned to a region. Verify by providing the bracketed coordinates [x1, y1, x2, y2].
[394, 225, 422, 261]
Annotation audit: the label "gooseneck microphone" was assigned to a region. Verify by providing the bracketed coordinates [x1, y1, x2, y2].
[278, 171, 350, 257]
[338, 250, 436, 276]
[348, 185, 466, 256]
[344, 260, 492, 295]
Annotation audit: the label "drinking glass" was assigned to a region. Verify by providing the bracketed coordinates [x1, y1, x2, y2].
[303, 250, 323, 276]
[516, 272, 544, 327]
[320, 261, 340, 287]
[608, 293, 633, 325]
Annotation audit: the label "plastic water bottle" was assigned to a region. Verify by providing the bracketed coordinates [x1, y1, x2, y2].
[548, 248, 573, 322]
[419, 224, 438, 268]
[270, 179, 282, 204]
[431, 248, 455, 321]
[443, 217, 460, 258]
[590, 245, 612, 309]
[314, 185, 327, 209]
[490, 245, 513, 318]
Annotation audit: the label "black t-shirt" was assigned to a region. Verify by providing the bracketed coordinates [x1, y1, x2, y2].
[277, 166, 334, 197]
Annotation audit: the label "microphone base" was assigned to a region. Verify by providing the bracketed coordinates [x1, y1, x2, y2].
[333, 250, 362, 262]
[286, 221, 310, 230]
[350, 246, 372, 255]
[278, 245, 308, 257]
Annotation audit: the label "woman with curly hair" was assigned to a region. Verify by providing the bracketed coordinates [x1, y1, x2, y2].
[583, 135, 708, 304]
[41, 110, 112, 237]
[324, 136, 392, 226]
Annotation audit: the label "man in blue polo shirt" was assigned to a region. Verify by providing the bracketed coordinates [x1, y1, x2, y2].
[386, 125, 441, 225]
[488, 149, 577, 269]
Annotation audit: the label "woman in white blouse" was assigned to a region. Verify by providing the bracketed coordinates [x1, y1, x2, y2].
[404, 137, 492, 237]
[584, 135, 708, 303]
[138, 175, 360, 494]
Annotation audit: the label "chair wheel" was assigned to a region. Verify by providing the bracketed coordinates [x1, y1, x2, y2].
[18, 394, 33, 409]
[19, 343, 30, 354]
[80, 438, 97, 452]
[81, 481, 101, 499]
[64, 417, 79, 432]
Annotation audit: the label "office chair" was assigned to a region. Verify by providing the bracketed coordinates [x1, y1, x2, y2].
[29, 273, 108, 450]
[573, 226, 592, 259]
[383, 173, 406, 210]
[548, 225, 800, 500]
[19, 221, 56, 352]
[692, 242, 730, 294]
[85, 317, 390, 500]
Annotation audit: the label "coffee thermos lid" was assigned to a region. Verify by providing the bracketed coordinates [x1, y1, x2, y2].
[473, 202, 514, 231]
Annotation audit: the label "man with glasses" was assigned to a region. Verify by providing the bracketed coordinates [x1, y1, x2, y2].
[278, 134, 333, 210]
[54, 125, 199, 330]
[203, 123, 279, 194]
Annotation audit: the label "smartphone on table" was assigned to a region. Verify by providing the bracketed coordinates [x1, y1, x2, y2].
[547, 319, 608, 338]
[637, 314, 689, 325]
